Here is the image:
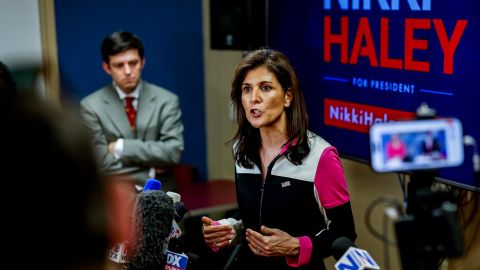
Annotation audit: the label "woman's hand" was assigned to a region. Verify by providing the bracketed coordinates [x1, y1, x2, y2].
[246, 226, 300, 257]
[201, 216, 235, 250]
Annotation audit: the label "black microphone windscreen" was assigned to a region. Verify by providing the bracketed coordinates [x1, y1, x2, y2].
[174, 201, 188, 222]
[129, 190, 174, 270]
[332, 237, 356, 261]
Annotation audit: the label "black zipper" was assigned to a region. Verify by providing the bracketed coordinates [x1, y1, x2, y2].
[259, 182, 265, 228]
[258, 154, 282, 228]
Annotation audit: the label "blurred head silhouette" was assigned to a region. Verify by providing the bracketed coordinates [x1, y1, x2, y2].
[0, 61, 16, 93]
[1, 91, 109, 270]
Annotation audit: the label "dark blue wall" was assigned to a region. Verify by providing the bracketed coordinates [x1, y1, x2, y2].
[54, 1, 207, 180]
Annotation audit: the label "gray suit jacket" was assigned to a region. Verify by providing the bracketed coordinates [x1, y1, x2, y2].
[80, 81, 184, 182]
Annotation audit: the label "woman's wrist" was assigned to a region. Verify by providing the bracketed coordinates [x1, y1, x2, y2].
[287, 237, 300, 256]
[286, 236, 312, 267]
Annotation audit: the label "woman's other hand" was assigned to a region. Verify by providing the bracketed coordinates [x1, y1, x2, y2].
[246, 225, 300, 257]
[201, 216, 235, 250]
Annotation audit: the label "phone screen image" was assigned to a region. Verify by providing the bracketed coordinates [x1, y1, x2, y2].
[382, 130, 446, 168]
[370, 119, 463, 172]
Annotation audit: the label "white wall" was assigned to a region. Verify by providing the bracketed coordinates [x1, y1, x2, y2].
[0, 0, 43, 69]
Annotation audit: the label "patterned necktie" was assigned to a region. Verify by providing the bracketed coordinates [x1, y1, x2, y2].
[124, 96, 136, 129]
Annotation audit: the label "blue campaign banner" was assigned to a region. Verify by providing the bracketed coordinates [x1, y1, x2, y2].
[269, 0, 480, 191]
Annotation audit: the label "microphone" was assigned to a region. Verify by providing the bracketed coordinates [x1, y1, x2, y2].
[165, 191, 189, 255]
[139, 179, 191, 269]
[141, 179, 187, 239]
[332, 237, 380, 270]
[128, 181, 175, 270]
[143, 180, 188, 224]
[168, 191, 189, 223]
[143, 178, 162, 191]
[108, 178, 165, 265]
[165, 191, 184, 247]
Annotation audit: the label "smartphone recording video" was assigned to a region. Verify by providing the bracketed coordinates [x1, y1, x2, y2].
[369, 118, 464, 173]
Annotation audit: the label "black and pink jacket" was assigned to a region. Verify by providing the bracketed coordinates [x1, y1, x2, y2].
[231, 132, 356, 270]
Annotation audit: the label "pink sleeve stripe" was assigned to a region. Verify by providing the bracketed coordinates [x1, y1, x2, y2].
[286, 236, 312, 267]
[314, 146, 350, 209]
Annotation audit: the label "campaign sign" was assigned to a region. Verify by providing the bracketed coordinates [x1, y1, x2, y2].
[269, 0, 480, 191]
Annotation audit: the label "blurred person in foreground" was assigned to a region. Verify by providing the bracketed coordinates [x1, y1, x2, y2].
[1, 89, 109, 270]
[0, 60, 17, 93]
[80, 31, 184, 192]
[201, 49, 356, 269]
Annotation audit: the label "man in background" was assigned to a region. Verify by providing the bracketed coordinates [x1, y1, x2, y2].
[80, 31, 184, 192]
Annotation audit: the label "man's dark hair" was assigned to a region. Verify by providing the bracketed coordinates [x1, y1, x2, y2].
[101, 31, 144, 63]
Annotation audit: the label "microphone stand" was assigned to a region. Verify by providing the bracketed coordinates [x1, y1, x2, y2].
[395, 104, 464, 270]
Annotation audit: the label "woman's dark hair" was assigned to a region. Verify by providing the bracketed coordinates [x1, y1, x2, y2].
[101, 31, 144, 63]
[230, 48, 310, 168]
